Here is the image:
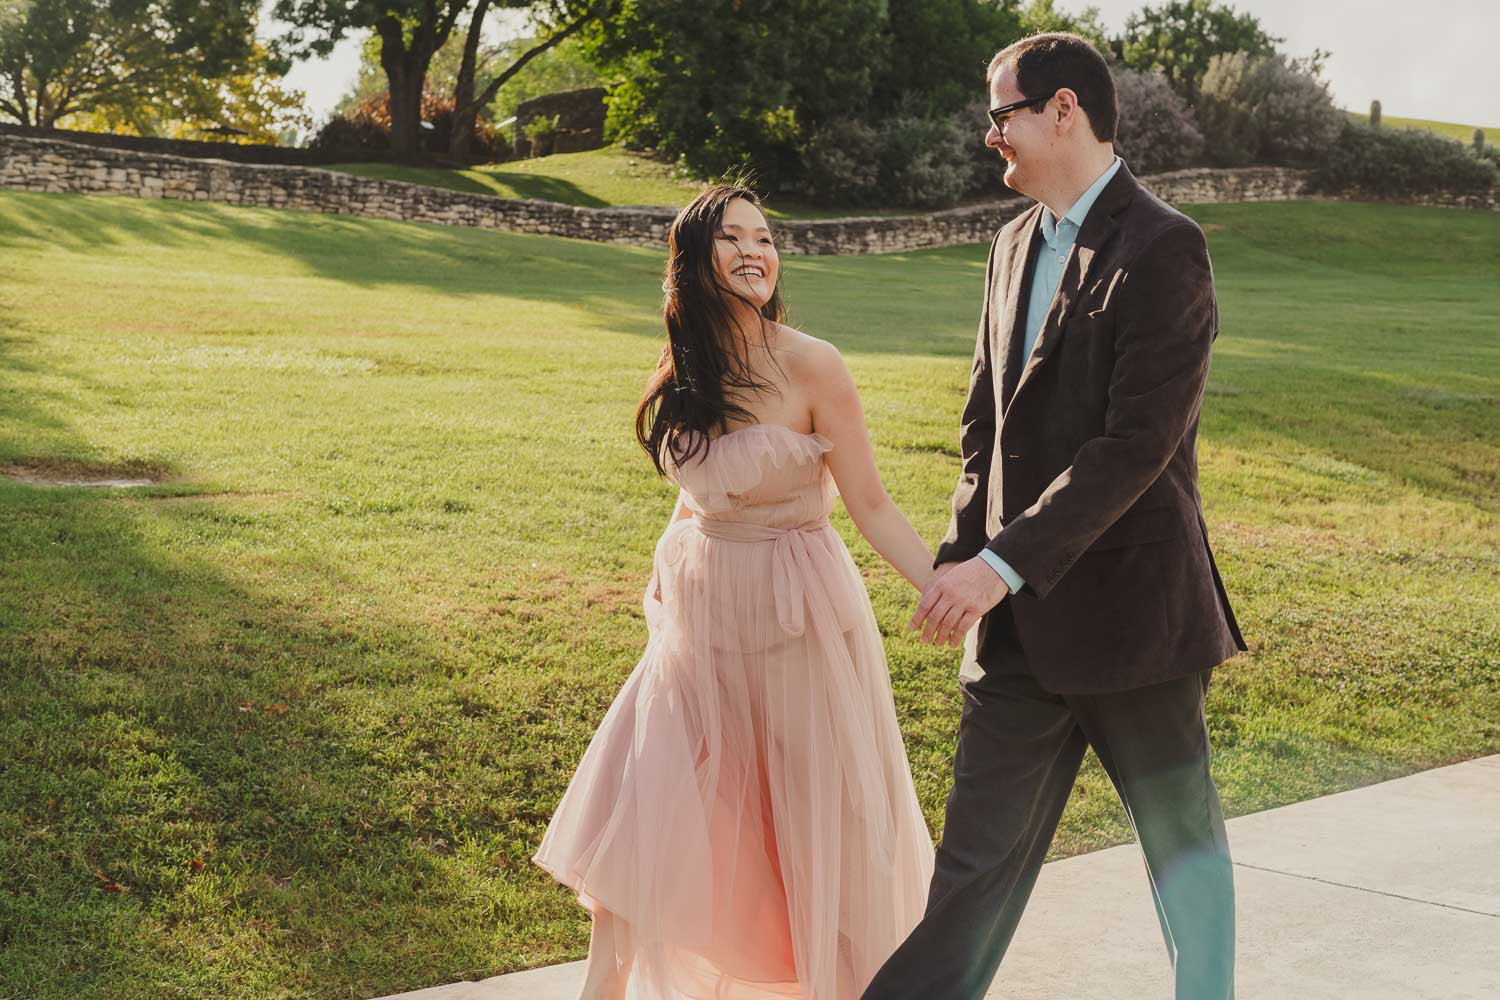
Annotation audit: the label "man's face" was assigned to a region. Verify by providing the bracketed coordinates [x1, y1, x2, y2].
[986, 63, 1053, 197]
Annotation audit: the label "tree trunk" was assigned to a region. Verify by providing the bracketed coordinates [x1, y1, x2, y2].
[387, 64, 425, 159]
[377, 13, 444, 162]
[447, 0, 493, 163]
[449, 3, 600, 163]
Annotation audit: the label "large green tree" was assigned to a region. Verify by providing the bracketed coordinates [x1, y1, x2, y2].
[63, 37, 311, 144]
[585, 0, 1025, 190]
[272, 0, 598, 160]
[585, 0, 889, 189]
[0, 0, 259, 129]
[1016, 0, 1110, 52]
[273, 0, 471, 157]
[871, 0, 1024, 117]
[1117, 0, 1280, 100]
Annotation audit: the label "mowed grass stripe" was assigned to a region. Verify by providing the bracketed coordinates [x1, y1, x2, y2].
[0, 191, 1495, 999]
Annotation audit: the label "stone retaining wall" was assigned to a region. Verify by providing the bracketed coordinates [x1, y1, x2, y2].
[0, 123, 386, 166]
[1, 133, 1494, 256]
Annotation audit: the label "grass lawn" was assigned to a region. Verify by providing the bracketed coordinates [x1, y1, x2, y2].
[325, 144, 992, 220]
[1, 191, 1497, 999]
[327, 145, 702, 211]
[1346, 110, 1498, 144]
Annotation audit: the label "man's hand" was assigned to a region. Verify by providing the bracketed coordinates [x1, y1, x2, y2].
[910, 556, 1011, 647]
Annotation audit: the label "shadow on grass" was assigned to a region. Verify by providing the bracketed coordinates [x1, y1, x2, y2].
[0, 190, 666, 340]
[474, 169, 612, 207]
[2, 191, 1497, 517]
[328, 162, 612, 208]
[0, 337, 599, 996]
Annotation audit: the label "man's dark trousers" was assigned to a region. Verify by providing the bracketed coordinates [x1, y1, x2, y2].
[860, 602, 1235, 1000]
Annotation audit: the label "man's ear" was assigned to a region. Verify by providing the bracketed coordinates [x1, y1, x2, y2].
[1054, 87, 1080, 133]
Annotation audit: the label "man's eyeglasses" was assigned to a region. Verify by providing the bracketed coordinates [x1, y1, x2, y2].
[987, 94, 1052, 131]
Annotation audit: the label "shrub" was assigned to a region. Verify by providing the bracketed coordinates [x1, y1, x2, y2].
[308, 112, 389, 154]
[1113, 67, 1205, 175]
[523, 113, 561, 143]
[798, 111, 977, 209]
[311, 90, 509, 162]
[1197, 52, 1343, 166]
[801, 119, 883, 205]
[959, 97, 1010, 198]
[1310, 120, 1498, 198]
[521, 113, 561, 156]
[873, 112, 977, 210]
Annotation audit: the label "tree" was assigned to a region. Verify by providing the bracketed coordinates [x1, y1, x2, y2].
[484, 33, 602, 125]
[585, 0, 903, 190]
[62, 36, 311, 144]
[448, 0, 605, 161]
[1016, 0, 1110, 52]
[273, 0, 597, 160]
[1117, 0, 1280, 101]
[0, 0, 258, 129]
[273, 0, 472, 158]
[870, 0, 1025, 118]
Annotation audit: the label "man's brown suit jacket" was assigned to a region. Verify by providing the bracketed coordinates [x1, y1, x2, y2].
[936, 162, 1247, 693]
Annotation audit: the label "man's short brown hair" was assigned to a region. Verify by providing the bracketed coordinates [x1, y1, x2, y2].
[988, 33, 1119, 143]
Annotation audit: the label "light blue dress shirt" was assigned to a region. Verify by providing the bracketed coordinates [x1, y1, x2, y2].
[978, 156, 1124, 595]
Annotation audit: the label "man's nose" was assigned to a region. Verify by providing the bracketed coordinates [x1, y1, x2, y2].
[985, 124, 1003, 149]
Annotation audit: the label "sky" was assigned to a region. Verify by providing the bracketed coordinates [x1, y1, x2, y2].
[274, 1, 1500, 129]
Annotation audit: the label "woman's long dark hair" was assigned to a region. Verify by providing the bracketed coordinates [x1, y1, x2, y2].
[635, 185, 785, 477]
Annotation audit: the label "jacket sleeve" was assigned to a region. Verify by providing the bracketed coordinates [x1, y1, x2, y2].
[934, 232, 1003, 569]
[986, 222, 1218, 598]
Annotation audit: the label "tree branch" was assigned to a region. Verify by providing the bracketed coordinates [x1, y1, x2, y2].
[470, 5, 597, 113]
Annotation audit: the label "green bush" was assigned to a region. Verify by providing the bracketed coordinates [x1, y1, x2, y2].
[1310, 120, 1499, 197]
[874, 112, 977, 210]
[523, 113, 561, 143]
[1113, 67, 1205, 175]
[799, 111, 977, 209]
[1197, 52, 1343, 166]
[801, 119, 883, 205]
[959, 98, 1009, 198]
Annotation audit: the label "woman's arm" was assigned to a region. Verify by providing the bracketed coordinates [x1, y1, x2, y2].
[650, 489, 693, 603]
[668, 488, 693, 526]
[805, 341, 935, 591]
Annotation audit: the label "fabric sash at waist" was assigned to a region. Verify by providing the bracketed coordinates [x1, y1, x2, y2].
[691, 516, 831, 544]
[684, 516, 854, 638]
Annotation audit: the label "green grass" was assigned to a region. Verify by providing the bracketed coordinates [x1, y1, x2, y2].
[325, 144, 983, 219]
[1, 191, 1497, 999]
[1347, 110, 1497, 144]
[328, 145, 702, 210]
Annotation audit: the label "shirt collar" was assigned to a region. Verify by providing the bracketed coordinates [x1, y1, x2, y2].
[1040, 155, 1123, 248]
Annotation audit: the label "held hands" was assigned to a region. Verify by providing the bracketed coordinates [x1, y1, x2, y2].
[908, 556, 1011, 648]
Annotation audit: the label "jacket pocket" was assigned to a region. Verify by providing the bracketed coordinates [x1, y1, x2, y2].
[1088, 504, 1181, 552]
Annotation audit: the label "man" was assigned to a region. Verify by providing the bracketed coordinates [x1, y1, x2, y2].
[863, 33, 1246, 1000]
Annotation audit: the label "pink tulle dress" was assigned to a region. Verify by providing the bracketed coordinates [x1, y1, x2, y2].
[533, 423, 935, 999]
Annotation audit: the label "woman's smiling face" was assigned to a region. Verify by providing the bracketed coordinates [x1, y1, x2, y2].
[713, 197, 779, 308]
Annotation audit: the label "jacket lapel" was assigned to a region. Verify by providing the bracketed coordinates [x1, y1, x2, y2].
[998, 207, 1042, 413]
[1011, 164, 1139, 404]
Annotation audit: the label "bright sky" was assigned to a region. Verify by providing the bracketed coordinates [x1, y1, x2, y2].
[274, 1, 1500, 129]
[1084, 0, 1500, 128]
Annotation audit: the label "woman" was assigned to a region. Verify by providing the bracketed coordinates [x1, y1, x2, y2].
[532, 185, 936, 1000]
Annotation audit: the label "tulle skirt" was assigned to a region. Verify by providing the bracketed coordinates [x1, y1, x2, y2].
[533, 515, 935, 999]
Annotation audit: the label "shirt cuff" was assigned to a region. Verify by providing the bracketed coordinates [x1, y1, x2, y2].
[976, 549, 1026, 594]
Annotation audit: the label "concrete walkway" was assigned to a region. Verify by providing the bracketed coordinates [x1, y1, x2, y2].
[378, 754, 1500, 1000]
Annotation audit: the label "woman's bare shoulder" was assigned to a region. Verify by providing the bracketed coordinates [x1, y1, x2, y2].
[771, 324, 845, 380]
